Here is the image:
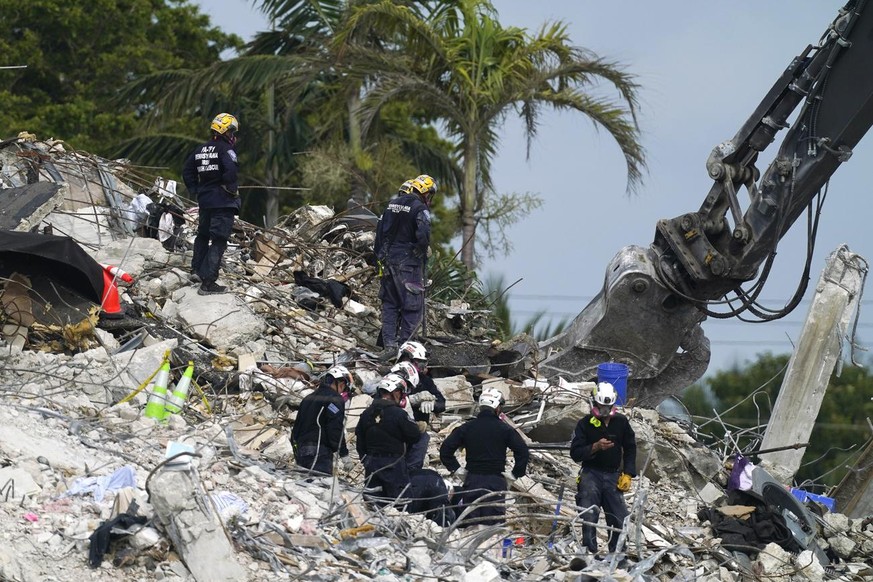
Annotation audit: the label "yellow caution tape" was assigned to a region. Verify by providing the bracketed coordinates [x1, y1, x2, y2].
[116, 350, 171, 405]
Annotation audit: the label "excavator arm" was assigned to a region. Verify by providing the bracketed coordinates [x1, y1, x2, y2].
[540, 1, 873, 405]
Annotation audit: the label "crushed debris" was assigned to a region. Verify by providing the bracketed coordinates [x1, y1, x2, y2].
[0, 135, 871, 581]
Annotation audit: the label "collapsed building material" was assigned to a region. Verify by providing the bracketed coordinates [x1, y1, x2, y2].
[759, 246, 868, 481]
[0, 182, 66, 231]
[147, 465, 247, 582]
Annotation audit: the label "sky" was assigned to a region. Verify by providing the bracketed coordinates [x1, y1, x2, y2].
[197, 1, 873, 375]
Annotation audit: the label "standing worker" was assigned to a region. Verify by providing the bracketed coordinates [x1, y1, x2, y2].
[182, 112, 240, 296]
[291, 366, 355, 475]
[440, 388, 529, 526]
[570, 382, 637, 555]
[373, 174, 437, 357]
[355, 373, 426, 501]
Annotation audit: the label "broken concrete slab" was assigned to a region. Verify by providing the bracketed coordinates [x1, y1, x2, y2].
[147, 468, 246, 582]
[171, 286, 266, 350]
[0, 182, 66, 231]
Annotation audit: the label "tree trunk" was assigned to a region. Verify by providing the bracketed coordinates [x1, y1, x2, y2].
[265, 83, 279, 227]
[460, 140, 478, 269]
[347, 89, 366, 203]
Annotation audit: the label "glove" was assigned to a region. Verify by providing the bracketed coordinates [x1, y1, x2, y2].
[502, 471, 517, 486]
[420, 400, 434, 414]
[416, 421, 428, 433]
[221, 185, 240, 198]
[340, 456, 354, 472]
[408, 391, 436, 407]
[617, 472, 632, 492]
[453, 466, 468, 482]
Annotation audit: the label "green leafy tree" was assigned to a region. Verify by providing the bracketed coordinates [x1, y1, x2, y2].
[0, 0, 240, 153]
[682, 352, 873, 489]
[117, 0, 462, 230]
[340, 0, 646, 268]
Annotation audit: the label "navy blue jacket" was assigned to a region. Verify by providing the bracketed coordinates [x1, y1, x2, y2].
[410, 374, 446, 422]
[374, 192, 430, 264]
[440, 410, 530, 478]
[291, 384, 349, 456]
[182, 138, 240, 213]
[570, 413, 637, 476]
[355, 397, 422, 458]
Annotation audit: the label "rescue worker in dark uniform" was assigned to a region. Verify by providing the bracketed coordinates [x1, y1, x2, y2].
[396, 340, 445, 424]
[570, 382, 637, 554]
[182, 112, 240, 295]
[373, 174, 437, 356]
[440, 388, 530, 526]
[355, 374, 425, 501]
[291, 366, 354, 475]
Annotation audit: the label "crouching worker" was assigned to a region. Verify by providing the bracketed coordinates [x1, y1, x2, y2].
[439, 388, 529, 526]
[355, 374, 425, 502]
[570, 382, 637, 554]
[407, 468, 456, 527]
[291, 366, 354, 475]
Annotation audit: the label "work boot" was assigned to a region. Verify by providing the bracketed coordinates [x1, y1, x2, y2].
[376, 345, 398, 362]
[198, 282, 227, 295]
[190, 273, 201, 283]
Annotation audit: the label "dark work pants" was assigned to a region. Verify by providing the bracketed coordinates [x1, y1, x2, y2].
[576, 468, 628, 553]
[379, 262, 424, 348]
[363, 454, 411, 502]
[405, 431, 429, 471]
[294, 443, 333, 476]
[456, 473, 507, 527]
[192, 207, 235, 285]
[408, 468, 455, 526]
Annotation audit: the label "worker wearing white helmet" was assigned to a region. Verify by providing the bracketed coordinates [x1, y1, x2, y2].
[355, 374, 426, 501]
[570, 381, 637, 554]
[291, 365, 355, 475]
[439, 387, 530, 527]
[396, 341, 446, 425]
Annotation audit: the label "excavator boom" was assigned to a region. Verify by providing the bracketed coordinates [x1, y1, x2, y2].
[540, 1, 873, 405]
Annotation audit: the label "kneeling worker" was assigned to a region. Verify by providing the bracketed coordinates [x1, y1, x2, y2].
[291, 366, 354, 475]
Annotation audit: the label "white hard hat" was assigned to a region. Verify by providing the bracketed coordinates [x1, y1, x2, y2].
[593, 382, 618, 406]
[325, 365, 354, 388]
[378, 373, 407, 394]
[390, 361, 419, 389]
[397, 340, 428, 362]
[478, 387, 504, 410]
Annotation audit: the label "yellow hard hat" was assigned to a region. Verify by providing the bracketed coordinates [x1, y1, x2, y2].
[210, 113, 239, 136]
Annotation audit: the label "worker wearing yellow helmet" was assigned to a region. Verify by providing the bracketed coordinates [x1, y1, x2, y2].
[182, 112, 241, 295]
[373, 174, 438, 358]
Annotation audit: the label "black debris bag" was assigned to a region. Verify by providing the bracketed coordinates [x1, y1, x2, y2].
[293, 271, 351, 308]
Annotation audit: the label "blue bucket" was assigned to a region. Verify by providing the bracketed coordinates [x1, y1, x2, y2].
[597, 362, 628, 406]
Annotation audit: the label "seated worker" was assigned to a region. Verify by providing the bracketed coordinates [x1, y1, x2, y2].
[290, 365, 355, 475]
[439, 388, 529, 526]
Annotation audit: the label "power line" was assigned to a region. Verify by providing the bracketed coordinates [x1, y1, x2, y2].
[508, 293, 873, 305]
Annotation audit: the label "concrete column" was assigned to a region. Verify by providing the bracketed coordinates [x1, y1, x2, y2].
[759, 246, 867, 480]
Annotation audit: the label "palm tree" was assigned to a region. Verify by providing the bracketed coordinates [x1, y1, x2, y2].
[115, 0, 461, 226]
[339, 0, 646, 269]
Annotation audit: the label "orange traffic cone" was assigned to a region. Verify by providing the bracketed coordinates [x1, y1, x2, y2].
[101, 264, 134, 284]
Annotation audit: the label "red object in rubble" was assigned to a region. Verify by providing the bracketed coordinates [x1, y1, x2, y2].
[100, 264, 132, 318]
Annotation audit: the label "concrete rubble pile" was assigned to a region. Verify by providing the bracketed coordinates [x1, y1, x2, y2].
[0, 137, 872, 581]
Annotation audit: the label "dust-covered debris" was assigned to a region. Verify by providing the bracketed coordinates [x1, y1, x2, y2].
[0, 136, 871, 581]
